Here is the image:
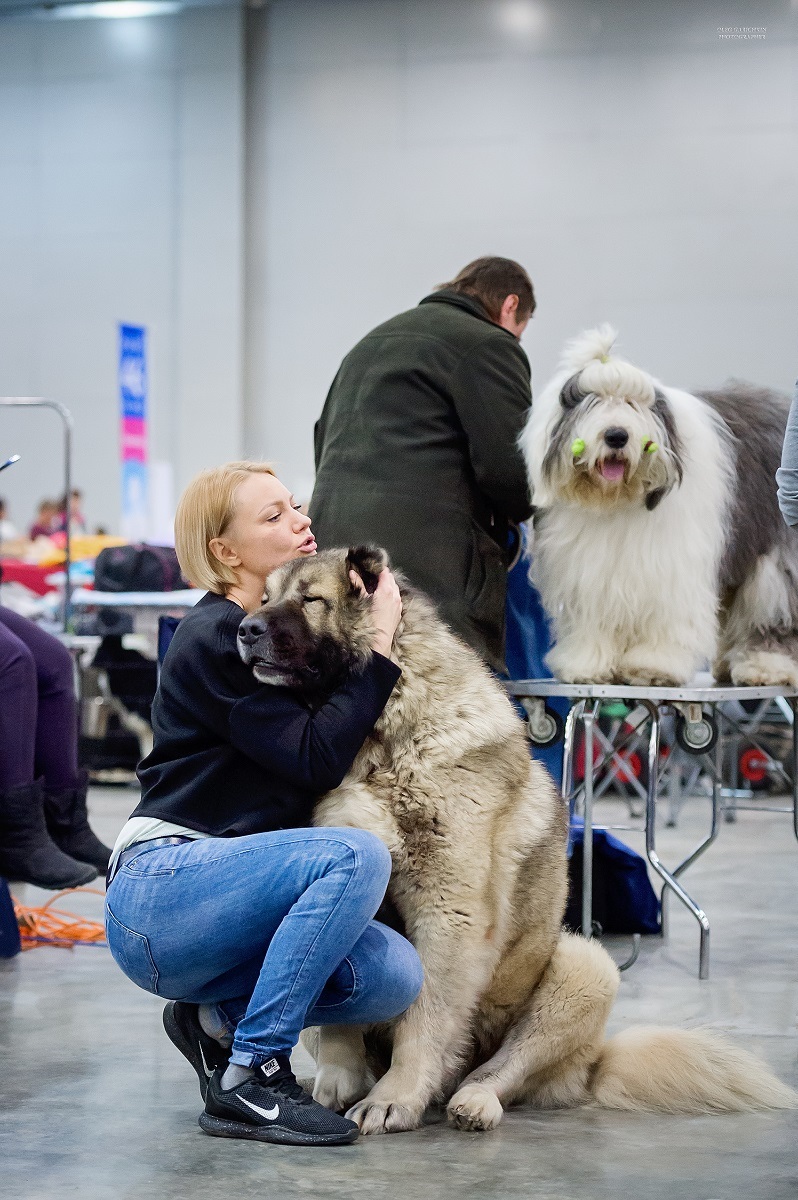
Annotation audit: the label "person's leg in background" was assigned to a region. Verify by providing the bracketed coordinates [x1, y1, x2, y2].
[0, 606, 111, 872]
[0, 611, 96, 888]
[0, 610, 38, 793]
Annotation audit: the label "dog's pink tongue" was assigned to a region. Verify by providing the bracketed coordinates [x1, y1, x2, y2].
[600, 460, 625, 482]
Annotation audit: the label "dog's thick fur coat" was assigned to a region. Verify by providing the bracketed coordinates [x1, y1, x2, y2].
[239, 548, 796, 1132]
[521, 326, 798, 687]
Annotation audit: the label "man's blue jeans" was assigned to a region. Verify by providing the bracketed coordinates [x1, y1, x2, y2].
[105, 827, 423, 1068]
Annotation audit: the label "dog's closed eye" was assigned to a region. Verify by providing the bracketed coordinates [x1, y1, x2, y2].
[302, 595, 329, 607]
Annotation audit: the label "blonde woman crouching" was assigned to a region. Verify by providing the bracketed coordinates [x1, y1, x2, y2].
[105, 462, 422, 1147]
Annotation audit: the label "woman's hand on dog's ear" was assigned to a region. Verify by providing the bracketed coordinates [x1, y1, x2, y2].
[346, 544, 389, 593]
[351, 567, 402, 657]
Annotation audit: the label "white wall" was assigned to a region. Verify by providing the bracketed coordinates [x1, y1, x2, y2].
[244, 0, 798, 501]
[2, 0, 796, 530]
[0, 4, 244, 536]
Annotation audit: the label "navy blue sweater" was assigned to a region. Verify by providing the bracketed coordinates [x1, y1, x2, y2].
[133, 590, 401, 837]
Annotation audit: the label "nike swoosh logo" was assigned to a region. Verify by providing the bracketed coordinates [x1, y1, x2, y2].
[238, 1095, 280, 1121]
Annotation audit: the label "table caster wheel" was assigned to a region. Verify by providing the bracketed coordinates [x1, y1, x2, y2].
[675, 712, 718, 756]
[521, 700, 564, 748]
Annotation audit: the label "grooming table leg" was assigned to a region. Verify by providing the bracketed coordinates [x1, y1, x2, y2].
[657, 729, 720, 964]
[662, 720, 722, 940]
[581, 703, 600, 940]
[676, 731, 721, 878]
[666, 743, 684, 828]
[643, 702, 711, 979]
[615, 934, 641, 971]
[561, 700, 581, 805]
[792, 699, 798, 845]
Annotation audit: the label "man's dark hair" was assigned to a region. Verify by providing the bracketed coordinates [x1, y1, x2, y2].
[437, 256, 535, 323]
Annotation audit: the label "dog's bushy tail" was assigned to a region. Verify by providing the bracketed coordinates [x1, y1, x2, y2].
[589, 1026, 797, 1113]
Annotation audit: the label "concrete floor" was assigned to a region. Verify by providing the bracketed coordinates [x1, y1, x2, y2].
[1, 786, 797, 1200]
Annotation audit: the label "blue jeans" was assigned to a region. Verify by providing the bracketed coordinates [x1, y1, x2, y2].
[105, 827, 423, 1068]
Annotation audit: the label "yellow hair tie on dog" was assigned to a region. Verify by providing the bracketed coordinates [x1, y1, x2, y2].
[571, 438, 586, 458]
[643, 439, 659, 454]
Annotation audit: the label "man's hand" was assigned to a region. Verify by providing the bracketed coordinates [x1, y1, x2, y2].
[349, 567, 403, 657]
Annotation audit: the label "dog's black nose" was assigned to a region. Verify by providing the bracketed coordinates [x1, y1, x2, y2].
[603, 427, 629, 449]
[238, 616, 267, 646]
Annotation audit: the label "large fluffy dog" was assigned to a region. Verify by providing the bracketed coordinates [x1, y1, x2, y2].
[237, 546, 795, 1133]
[521, 326, 798, 687]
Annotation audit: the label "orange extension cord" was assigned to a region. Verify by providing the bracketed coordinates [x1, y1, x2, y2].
[12, 887, 107, 951]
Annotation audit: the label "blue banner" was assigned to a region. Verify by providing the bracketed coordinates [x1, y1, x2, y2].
[118, 323, 149, 541]
[119, 324, 147, 421]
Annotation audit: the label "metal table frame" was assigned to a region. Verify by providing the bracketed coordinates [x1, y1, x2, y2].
[509, 680, 798, 979]
[0, 396, 74, 630]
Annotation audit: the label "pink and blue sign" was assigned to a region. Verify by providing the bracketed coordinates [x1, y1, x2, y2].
[119, 323, 149, 540]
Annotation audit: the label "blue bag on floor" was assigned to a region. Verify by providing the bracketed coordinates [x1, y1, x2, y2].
[0, 876, 21, 957]
[565, 817, 661, 935]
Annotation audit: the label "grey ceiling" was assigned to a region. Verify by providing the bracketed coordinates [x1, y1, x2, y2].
[0, 0, 245, 11]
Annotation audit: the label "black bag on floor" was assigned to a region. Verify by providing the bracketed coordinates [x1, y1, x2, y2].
[94, 544, 186, 593]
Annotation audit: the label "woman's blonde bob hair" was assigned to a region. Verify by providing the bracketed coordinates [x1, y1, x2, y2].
[174, 460, 276, 593]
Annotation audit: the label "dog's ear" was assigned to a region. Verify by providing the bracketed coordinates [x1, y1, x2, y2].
[346, 545, 389, 595]
[645, 488, 666, 511]
[559, 373, 591, 409]
[643, 390, 684, 513]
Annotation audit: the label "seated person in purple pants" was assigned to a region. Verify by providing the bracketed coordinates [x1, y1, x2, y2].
[0, 606, 111, 888]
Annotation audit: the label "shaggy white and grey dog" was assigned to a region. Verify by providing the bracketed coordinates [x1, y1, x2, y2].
[521, 326, 798, 688]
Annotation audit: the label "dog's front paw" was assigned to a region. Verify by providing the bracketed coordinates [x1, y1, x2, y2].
[617, 646, 693, 687]
[312, 1062, 376, 1114]
[729, 650, 798, 689]
[447, 1084, 503, 1132]
[547, 644, 615, 685]
[345, 1096, 423, 1135]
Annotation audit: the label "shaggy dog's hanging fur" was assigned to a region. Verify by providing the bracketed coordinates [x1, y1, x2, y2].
[238, 547, 796, 1133]
[520, 326, 798, 687]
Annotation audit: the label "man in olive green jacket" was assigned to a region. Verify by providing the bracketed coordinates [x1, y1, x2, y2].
[309, 257, 536, 674]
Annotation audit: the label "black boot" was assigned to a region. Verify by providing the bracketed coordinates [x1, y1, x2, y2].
[44, 770, 112, 873]
[0, 780, 98, 889]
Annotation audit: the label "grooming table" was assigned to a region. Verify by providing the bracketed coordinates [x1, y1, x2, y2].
[67, 587, 203, 650]
[69, 587, 205, 611]
[508, 679, 798, 978]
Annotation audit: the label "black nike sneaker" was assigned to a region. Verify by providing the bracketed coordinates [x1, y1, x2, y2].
[199, 1055, 359, 1147]
[162, 1001, 230, 1101]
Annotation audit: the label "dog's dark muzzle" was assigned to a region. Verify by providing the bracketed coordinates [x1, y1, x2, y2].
[238, 613, 268, 650]
[237, 614, 277, 668]
[237, 607, 315, 679]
